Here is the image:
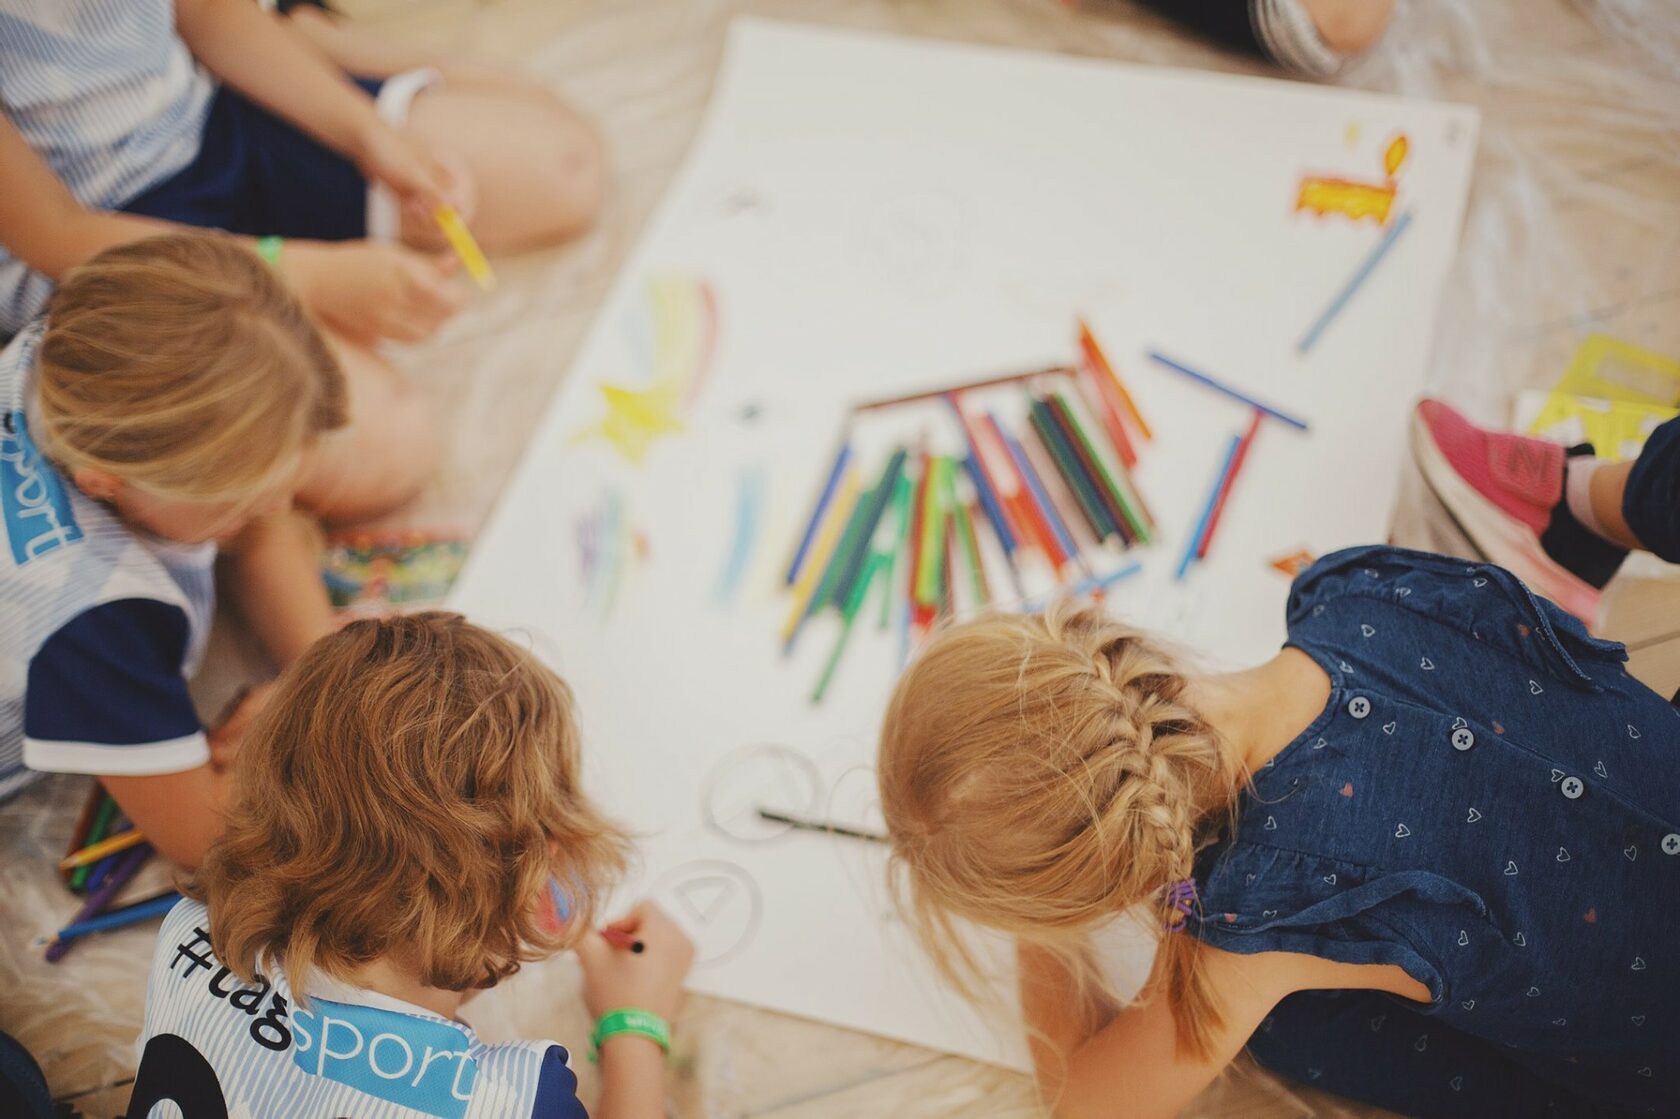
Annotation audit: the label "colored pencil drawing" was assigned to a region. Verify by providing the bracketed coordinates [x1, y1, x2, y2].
[716, 466, 768, 604]
[650, 859, 763, 968]
[1295, 132, 1411, 225]
[575, 488, 646, 621]
[574, 275, 720, 464]
[1270, 548, 1317, 577]
[321, 532, 470, 612]
[701, 744, 824, 843]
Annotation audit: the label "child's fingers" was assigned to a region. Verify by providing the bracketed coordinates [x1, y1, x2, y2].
[571, 928, 612, 969]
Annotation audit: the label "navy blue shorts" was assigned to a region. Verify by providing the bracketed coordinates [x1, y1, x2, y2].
[1622, 413, 1680, 563]
[119, 78, 383, 241]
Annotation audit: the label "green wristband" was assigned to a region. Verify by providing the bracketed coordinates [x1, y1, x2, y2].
[588, 1007, 670, 1062]
[255, 235, 283, 266]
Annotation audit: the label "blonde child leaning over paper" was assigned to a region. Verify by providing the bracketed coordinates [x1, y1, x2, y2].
[0, 232, 426, 864]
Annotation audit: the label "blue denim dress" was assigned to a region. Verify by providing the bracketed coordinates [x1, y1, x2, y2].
[1188, 546, 1680, 1117]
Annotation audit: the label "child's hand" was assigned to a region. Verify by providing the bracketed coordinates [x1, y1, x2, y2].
[283, 241, 466, 344]
[357, 123, 473, 224]
[207, 682, 276, 772]
[574, 901, 695, 1023]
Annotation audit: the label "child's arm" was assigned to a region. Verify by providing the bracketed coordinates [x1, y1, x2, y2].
[173, 0, 455, 217]
[1018, 940, 1303, 1119]
[102, 765, 230, 868]
[222, 510, 338, 668]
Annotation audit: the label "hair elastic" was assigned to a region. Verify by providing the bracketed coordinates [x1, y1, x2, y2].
[1164, 878, 1197, 931]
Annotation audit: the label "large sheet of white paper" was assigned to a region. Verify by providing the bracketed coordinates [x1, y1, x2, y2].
[450, 19, 1478, 1068]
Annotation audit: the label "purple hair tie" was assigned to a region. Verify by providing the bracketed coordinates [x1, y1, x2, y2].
[1164, 878, 1197, 931]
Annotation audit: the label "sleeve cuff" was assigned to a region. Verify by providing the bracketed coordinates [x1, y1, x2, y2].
[23, 731, 209, 777]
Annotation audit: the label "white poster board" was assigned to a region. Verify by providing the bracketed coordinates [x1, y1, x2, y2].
[450, 19, 1478, 1068]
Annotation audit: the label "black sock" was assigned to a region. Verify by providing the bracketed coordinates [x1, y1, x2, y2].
[1539, 446, 1629, 589]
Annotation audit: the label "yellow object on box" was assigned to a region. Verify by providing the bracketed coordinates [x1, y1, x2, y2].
[1528, 335, 1680, 460]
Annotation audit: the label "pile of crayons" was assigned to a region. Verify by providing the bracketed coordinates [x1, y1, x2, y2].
[780, 320, 1156, 703]
[47, 783, 177, 962]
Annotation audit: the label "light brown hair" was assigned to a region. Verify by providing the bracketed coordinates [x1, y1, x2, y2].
[877, 602, 1241, 1058]
[33, 232, 347, 503]
[190, 612, 630, 1000]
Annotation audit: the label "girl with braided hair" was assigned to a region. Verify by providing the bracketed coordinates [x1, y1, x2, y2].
[878, 544, 1679, 1118]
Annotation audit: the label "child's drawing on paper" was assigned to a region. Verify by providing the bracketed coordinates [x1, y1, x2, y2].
[574, 275, 720, 464]
[1296, 132, 1410, 225]
[576, 487, 647, 619]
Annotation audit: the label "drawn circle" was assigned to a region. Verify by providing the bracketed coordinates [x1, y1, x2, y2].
[651, 860, 762, 968]
[701, 744, 823, 843]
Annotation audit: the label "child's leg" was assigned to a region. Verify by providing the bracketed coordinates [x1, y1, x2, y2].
[1595, 413, 1680, 557]
[222, 511, 337, 667]
[1249, 991, 1617, 1118]
[296, 336, 441, 525]
[398, 78, 607, 252]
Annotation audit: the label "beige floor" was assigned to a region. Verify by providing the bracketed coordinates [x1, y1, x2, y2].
[4, 1, 1679, 1116]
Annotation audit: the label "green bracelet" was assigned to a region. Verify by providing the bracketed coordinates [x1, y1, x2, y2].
[254, 235, 283, 266]
[588, 1007, 670, 1062]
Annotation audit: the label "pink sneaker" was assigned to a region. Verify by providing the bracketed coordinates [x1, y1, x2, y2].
[1410, 399, 1601, 623]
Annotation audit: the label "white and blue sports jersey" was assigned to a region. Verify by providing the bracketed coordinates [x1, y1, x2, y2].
[0, 0, 214, 333]
[0, 320, 215, 800]
[135, 900, 589, 1118]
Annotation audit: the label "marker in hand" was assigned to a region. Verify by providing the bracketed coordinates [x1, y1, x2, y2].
[601, 927, 645, 954]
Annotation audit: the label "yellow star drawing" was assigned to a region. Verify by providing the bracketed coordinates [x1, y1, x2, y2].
[574, 377, 686, 464]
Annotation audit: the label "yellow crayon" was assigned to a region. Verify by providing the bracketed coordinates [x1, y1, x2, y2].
[433, 205, 495, 291]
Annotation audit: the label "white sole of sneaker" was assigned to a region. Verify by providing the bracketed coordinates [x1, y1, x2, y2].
[1409, 408, 1601, 624]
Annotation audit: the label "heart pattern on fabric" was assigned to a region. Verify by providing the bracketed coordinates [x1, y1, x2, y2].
[1552, 1018, 1567, 1026]
[1262, 909, 1278, 919]
[1467, 808, 1483, 823]
[1413, 1035, 1429, 1052]
[1361, 624, 1375, 637]
[1526, 987, 1541, 997]
[1264, 815, 1278, 830]
[1450, 1077, 1463, 1091]
[1246, 873, 1256, 885]
[1530, 679, 1544, 694]
[1451, 716, 1468, 729]
[1313, 737, 1328, 750]
[1472, 577, 1488, 587]
[1632, 1015, 1646, 1026]
[1632, 957, 1647, 971]
[1397, 587, 1412, 597]
[1460, 1000, 1475, 1011]
[1550, 769, 1566, 783]
[1307, 1069, 1322, 1081]
[1625, 845, 1638, 861]
[1395, 824, 1412, 838]
[1514, 932, 1527, 947]
[1370, 1015, 1386, 1031]
[1420, 656, 1435, 670]
[1557, 848, 1571, 862]
[1383, 721, 1397, 735]
[1457, 930, 1469, 946]
[1504, 861, 1519, 876]
[1595, 760, 1608, 778]
[1340, 660, 1355, 673]
[1638, 1068, 1653, 1078]
[1629, 724, 1641, 739]
[1340, 782, 1355, 798]
[1323, 874, 1337, 885]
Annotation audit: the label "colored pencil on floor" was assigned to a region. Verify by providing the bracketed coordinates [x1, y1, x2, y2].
[1048, 391, 1147, 545]
[1197, 409, 1263, 560]
[61, 784, 105, 886]
[880, 472, 913, 630]
[48, 891, 181, 950]
[813, 551, 891, 703]
[84, 825, 133, 894]
[1297, 208, 1415, 355]
[914, 456, 948, 608]
[964, 455, 1025, 597]
[1020, 418, 1098, 557]
[1028, 396, 1115, 543]
[995, 418, 1080, 572]
[982, 413, 1067, 571]
[785, 436, 853, 586]
[1078, 318, 1152, 441]
[60, 827, 145, 871]
[1176, 433, 1244, 581]
[1022, 561, 1144, 612]
[830, 448, 908, 609]
[70, 793, 118, 891]
[47, 842, 153, 963]
[1147, 351, 1310, 432]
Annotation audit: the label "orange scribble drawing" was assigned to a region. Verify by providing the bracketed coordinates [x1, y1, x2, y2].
[1269, 549, 1316, 578]
[1296, 131, 1412, 225]
[1295, 178, 1397, 224]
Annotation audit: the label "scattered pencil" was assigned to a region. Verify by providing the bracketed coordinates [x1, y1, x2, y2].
[69, 793, 119, 892]
[1146, 351, 1310, 432]
[1298, 208, 1414, 355]
[1197, 409, 1263, 560]
[1176, 432, 1244, 581]
[786, 437, 853, 586]
[59, 828, 146, 871]
[1021, 561, 1143, 612]
[1078, 318, 1152, 441]
[757, 807, 888, 843]
[45, 890, 180, 952]
[434, 205, 496, 291]
[47, 843, 154, 962]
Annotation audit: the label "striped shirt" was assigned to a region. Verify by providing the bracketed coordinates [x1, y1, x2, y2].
[0, 0, 213, 334]
[136, 900, 588, 1118]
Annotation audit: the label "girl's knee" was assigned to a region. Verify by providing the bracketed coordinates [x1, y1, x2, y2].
[533, 101, 608, 241]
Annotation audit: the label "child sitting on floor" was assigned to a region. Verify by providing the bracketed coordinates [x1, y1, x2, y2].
[0, 232, 424, 865]
[879, 545, 1678, 1118]
[131, 612, 693, 1119]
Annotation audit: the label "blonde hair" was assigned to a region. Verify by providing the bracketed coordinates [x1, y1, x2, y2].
[877, 602, 1241, 1059]
[33, 232, 347, 504]
[190, 612, 630, 1001]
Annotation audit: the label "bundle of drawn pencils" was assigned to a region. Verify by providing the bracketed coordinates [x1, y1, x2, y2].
[780, 321, 1156, 703]
[50, 783, 166, 961]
